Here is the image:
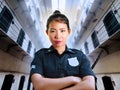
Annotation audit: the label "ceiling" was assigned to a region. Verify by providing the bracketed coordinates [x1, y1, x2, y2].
[12, 0, 82, 50]
[6, 0, 115, 50]
[39, 0, 81, 31]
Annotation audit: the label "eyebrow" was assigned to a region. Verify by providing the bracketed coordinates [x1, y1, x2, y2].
[50, 28, 66, 30]
[49, 28, 56, 30]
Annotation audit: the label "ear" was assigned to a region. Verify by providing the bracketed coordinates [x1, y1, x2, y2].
[68, 29, 71, 35]
[46, 30, 48, 35]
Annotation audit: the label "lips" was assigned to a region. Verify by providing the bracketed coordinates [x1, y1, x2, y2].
[55, 41, 62, 44]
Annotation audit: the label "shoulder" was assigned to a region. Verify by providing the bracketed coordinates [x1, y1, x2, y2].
[70, 48, 83, 54]
[35, 48, 49, 55]
[69, 48, 87, 58]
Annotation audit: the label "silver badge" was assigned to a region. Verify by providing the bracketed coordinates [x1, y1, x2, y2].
[68, 57, 79, 67]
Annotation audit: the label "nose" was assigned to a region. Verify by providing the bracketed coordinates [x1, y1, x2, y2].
[55, 31, 61, 39]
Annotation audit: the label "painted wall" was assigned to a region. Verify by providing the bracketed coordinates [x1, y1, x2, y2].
[0, 50, 31, 73]
[93, 51, 120, 90]
[93, 51, 120, 73]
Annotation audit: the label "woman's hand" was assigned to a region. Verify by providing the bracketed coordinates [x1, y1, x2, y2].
[67, 76, 81, 85]
[61, 76, 95, 90]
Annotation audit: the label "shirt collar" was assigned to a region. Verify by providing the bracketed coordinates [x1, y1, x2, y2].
[46, 45, 75, 54]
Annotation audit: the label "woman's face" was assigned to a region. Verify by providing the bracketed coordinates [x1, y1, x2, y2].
[46, 21, 70, 48]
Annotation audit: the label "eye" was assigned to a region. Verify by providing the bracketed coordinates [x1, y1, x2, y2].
[61, 30, 65, 32]
[50, 30, 55, 32]
[49, 29, 56, 33]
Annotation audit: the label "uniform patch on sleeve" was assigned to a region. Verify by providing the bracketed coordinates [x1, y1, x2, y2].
[68, 57, 79, 67]
[31, 65, 36, 69]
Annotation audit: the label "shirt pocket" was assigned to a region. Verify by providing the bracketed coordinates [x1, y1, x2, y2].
[66, 64, 79, 76]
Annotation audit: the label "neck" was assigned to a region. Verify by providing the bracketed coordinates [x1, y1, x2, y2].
[54, 45, 66, 55]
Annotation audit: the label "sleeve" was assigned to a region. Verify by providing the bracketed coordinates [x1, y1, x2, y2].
[79, 52, 96, 78]
[30, 51, 44, 78]
[78, 51, 97, 90]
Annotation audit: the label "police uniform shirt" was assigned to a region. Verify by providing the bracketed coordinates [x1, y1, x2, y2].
[30, 46, 95, 78]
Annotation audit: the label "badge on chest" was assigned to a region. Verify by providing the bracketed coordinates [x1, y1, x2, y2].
[67, 57, 79, 67]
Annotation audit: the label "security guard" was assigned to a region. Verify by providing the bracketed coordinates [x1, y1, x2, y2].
[30, 10, 96, 90]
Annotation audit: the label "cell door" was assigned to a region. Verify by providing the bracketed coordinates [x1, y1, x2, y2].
[102, 76, 114, 90]
[18, 76, 25, 90]
[1, 74, 14, 90]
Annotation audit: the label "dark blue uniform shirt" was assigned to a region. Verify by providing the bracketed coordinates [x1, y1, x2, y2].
[30, 46, 95, 78]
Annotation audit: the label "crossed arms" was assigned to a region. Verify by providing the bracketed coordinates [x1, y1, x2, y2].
[31, 73, 95, 90]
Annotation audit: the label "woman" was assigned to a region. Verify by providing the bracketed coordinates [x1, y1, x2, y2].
[30, 10, 96, 90]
